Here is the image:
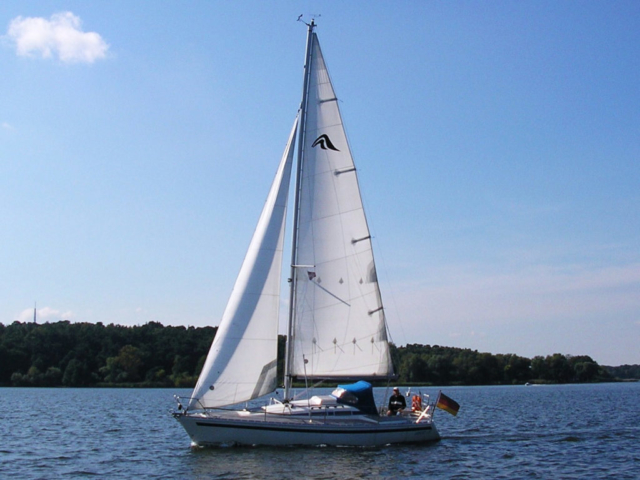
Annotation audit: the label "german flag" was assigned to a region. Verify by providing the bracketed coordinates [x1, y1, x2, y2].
[436, 392, 460, 416]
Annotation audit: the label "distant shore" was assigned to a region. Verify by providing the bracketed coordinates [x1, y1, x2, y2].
[1, 321, 637, 388]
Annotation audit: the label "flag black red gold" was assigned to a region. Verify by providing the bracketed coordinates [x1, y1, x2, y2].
[436, 392, 460, 416]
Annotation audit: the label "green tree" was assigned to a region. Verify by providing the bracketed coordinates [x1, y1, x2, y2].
[400, 353, 428, 383]
[63, 358, 91, 386]
[100, 345, 144, 383]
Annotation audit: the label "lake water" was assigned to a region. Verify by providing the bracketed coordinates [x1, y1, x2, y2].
[0, 383, 638, 479]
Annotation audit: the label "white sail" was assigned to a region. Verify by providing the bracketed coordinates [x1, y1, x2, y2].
[289, 34, 393, 380]
[189, 118, 297, 409]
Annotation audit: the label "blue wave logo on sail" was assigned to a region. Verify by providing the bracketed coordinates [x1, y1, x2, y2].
[312, 134, 340, 151]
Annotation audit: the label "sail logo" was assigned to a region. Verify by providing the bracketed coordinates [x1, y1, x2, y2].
[312, 134, 340, 151]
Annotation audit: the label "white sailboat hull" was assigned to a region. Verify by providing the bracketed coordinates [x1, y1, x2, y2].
[175, 411, 440, 447]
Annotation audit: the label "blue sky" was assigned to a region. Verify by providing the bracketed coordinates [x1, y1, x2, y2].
[1, 1, 638, 366]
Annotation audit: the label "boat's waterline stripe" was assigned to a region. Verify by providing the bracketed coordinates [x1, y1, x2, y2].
[194, 420, 432, 435]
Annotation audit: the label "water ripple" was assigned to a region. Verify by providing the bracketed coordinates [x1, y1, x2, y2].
[0, 384, 638, 479]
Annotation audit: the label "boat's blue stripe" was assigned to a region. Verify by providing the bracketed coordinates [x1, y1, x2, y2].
[194, 421, 432, 434]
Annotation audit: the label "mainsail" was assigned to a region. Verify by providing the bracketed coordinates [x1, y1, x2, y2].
[188, 119, 297, 409]
[289, 34, 394, 380]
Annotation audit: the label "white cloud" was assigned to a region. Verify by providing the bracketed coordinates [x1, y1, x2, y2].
[6, 12, 109, 64]
[17, 306, 74, 322]
[38, 306, 61, 318]
[387, 261, 640, 348]
[17, 309, 34, 323]
[401, 262, 639, 321]
[2, 122, 15, 131]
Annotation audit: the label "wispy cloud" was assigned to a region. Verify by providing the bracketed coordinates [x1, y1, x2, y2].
[18, 307, 74, 322]
[386, 260, 640, 352]
[5, 12, 109, 64]
[2, 122, 15, 131]
[398, 262, 640, 325]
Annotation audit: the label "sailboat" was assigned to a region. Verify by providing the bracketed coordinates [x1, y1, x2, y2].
[173, 20, 440, 447]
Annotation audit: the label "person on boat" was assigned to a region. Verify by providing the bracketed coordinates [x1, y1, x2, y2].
[387, 387, 406, 415]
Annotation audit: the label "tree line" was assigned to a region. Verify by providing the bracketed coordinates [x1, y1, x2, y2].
[0, 321, 633, 388]
[393, 344, 617, 385]
[0, 321, 215, 388]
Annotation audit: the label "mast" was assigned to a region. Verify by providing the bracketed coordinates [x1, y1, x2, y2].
[284, 19, 315, 400]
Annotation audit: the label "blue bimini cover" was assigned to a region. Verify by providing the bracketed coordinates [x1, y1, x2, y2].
[332, 380, 378, 415]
